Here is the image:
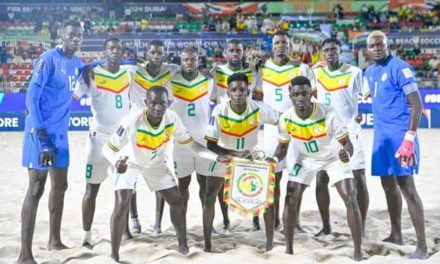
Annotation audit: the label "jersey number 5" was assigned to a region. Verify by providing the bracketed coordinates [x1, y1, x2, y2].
[275, 88, 283, 102]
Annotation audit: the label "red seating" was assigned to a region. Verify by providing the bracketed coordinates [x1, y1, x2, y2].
[20, 75, 27, 81]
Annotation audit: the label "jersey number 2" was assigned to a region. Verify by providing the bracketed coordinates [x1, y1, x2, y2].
[188, 103, 195, 116]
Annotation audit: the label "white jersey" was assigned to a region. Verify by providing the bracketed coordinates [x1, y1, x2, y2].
[128, 62, 180, 110]
[278, 103, 348, 162]
[170, 71, 211, 146]
[211, 63, 258, 104]
[313, 63, 363, 131]
[257, 58, 316, 112]
[103, 109, 192, 168]
[74, 65, 131, 134]
[206, 100, 279, 151]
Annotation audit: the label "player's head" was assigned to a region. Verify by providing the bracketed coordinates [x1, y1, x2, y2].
[225, 39, 244, 67]
[321, 38, 341, 67]
[61, 19, 83, 53]
[272, 30, 290, 59]
[289, 76, 312, 115]
[367, 30, 389, 62]
[227, 73, 249, 106]
[181, 47, 199, 75]
[103, 37, 122, 65]
[146, 40, 166, 67]
[145, 86, 169, 121]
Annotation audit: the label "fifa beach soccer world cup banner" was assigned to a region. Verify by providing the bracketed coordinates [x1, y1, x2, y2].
[224, 158, 276, 218]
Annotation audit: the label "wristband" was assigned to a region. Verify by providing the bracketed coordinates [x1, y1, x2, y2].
[273, 156, 279, 163]
[404, 131, 416, 142]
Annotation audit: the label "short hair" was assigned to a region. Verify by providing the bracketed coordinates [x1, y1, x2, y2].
[227, 39, 242, 46]
[181, 47, 198, 55]
[103, 37, 121, 49]
[147, 39, 164, 50]
[367, 30, 388, 47]
[290, 76, 311, 89]
[321, 38, 341, 48]
[273, 30, 290, 39]
[62, 19, 82, 29]
[227, 73, 249, 86]
[147, 85, 169, 98]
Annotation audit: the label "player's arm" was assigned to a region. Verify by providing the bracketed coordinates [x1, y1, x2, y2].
[329, 108, 353, 162]
[395, 66, 422, 166]
[102, 120, 130, 173]
[267, 115, 290, 163]
[338, 135, 353, 163]
[252, 68, 264, 101]
[258, 101, 280, 125]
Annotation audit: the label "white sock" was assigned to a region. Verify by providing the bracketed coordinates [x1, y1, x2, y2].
[82, 230, 92, 245]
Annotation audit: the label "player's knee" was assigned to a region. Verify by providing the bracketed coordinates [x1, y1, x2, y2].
[29, 182, 45, 200]
[53, 181, 68, 194]
[344, 189, 358, 208]
[316, 174, 329, 190]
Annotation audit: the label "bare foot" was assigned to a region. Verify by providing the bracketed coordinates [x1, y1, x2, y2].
[410, 246, 428, 259]
[17, 253, 37, 264]
[285, 247, 293, 255]
[220, 222, 231, 234]
[47, 241, 69, 250]
[82, 242, 93, 250]
[382, 235, 403, 245]
[204, 242, 212, 252]
[354, 250, 363, 261]
[122, 230, 132, 240]
[266, 241, 273, 252]
[179, 244, 189, 255]
[111, 252, 119, 262]
[314, 227, 331, 237]
[295, 223, 306, 234]
[153, 225, 162, 235]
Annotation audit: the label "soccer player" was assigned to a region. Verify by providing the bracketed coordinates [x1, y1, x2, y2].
[272, 76, 362, 261]
[211, 39, 258, 105]
[103, 86, 192, 262]
[363, 31, 427, 259]
[153, 47, 218, 234]
[254, 30, 316, 231]
[74, 37, 133, 247]
[127, 39, 179, 233]
[312, 38, 369, 236]
[18, 19, 83, 264]
[129, 39, 179, 110]
[205, 73, 280, 252]
[210, 39, 259, 232]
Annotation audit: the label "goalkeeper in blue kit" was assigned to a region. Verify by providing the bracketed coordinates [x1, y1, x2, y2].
[18, 20, 84, 264]
[363, 31, 427, 259]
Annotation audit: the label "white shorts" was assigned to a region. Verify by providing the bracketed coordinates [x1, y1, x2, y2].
[113, 162, 177, 192]
[83, 131, 113, 184]
[348, 126, 366, 170]
[287, 157, 353, 186]
[174, 143, 222, 178]
[263, 124, 286, 173]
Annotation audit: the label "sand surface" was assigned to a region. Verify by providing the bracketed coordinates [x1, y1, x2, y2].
[0, 129, 439, 264]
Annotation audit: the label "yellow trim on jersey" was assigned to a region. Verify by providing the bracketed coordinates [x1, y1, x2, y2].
[178, 137, 193, 145]
[95, 68, 130, 94]
[336, 131, 349, 142]
[316, 65, 352, 92]
[218, 104, 260, 137]
[215, 65, 254, 89]
[134, 69, 171, 91]
[136, 110, 175, 150]
[284, 105, 326, 141]
[107, 142, 120, 152]
[171, 75, 209, 102]
[204, 135, 219, 143]
[261, 61, 301, 87]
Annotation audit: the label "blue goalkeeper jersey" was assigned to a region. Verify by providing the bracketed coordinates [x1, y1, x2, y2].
[25, 48, 83, 133]
[363, 55, 419, 134]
